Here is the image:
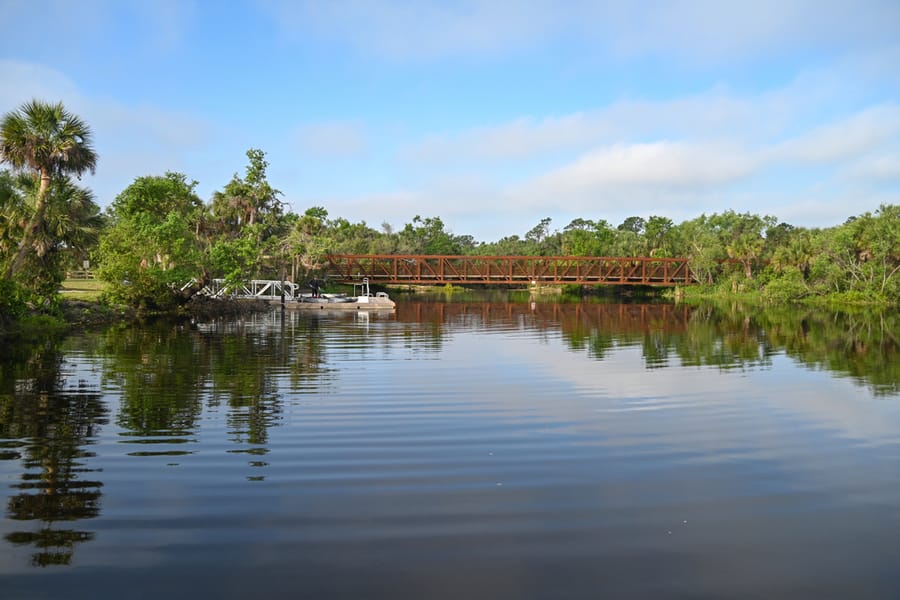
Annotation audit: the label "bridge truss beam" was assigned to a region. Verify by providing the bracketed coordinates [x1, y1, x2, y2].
[324, 255, 696, 286]
[199, 279, 300, 300]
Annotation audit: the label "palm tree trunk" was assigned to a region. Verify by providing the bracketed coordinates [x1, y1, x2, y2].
[4, 170, 51, 279]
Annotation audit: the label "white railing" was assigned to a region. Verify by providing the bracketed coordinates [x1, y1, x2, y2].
[198, 279, 300, 301]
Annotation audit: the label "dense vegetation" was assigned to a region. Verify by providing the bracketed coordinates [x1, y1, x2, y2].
[1, 100, 898, 320]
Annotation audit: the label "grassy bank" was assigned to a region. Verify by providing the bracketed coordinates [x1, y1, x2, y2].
[60, 278, 107, 301]
[673, 283, 899, 308]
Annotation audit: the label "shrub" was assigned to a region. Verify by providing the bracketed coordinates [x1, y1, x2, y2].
[762, 268, 808, 303]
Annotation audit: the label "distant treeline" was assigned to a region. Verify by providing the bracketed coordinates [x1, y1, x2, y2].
[1, 100, 898, 317]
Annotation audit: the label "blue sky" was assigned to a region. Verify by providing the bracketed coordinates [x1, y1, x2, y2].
[1, 0, 898, 242]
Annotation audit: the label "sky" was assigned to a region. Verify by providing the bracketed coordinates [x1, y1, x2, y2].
[1, 0, 898, 243]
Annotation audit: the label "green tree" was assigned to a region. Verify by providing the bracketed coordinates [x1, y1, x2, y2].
[326, 217, 385, 254]
[206, 150, 287, 285]
[0, 170, 102, 302]
[617, 216, 645, 235]
[96, 172, 204, 309]
[473, 234, 530, 256]
[525, 217, 559, 255]
[672, 215, 724, 284]
[707, 211, 772, 279]
[0, 100, 97, 279]
[398, 215, 462, 254]
[277, 207, 331, 283]
[0, 170, 26, 261]
[644, 215, 675, 257]
[815, 205, 900, 301]
[208, 148, 282, 237]
[771, 228, 815, 278]
[561, 218, 614, 256]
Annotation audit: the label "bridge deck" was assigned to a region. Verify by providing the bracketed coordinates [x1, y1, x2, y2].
[324, 255, 696, 286]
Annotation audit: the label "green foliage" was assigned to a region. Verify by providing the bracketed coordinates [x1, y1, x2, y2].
[0, 169, 102, 304]
[304, 206, 329, 220]
[474, 234, 529, 256]
[208, 148, 282, 237]
[617, 216, 645, 234]
[0, 277, 27, 325]
[561, 218, 614, 256]
[97, 173, 204, 310]
[762, 267, 808, 303]
[110, 171, 201, 219]
[0, 100, 97, 177]
[209, 230, 264, 288]
[788, 205, 899, 302]
[673, 216, 723, 284]
[202, 149, 290, 285]
[80, 132, 896, 311]
[0, 100, 98, 279]
[644, 215, 675, 256]
[278, 212, 330, 282]
[398, 215, 465, 255]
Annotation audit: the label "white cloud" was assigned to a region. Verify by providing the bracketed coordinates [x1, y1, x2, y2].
[294, 121, 368, 160]
[387, 65, 900, 236]
[0, 59, 212, 204]
[261, 0, 900, 65]
[404, 90, 769, 165]
[401, 44, 900, 171]
[596, 0, 900, 64]
[774, 196, 860, 227]
[842, 152, 900, 183]
[314, 175, 501, 230]
[0, 60, 81, 110]
[262, 0, 564, 60]
[407, 113, 602, 163]
[131, 0, 196, 53]
[316, 189, 423, 231]
[4, 0, 897, 241]
[305, 89, 900, 239]
[526, 141, 757, 191]
[769, 104, 900, 164]
[0, 0, 194, 60]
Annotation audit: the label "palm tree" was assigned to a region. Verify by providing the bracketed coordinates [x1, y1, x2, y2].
[18, 174, 103, 262]
[0, 100, 97, 279]
[0, 172, 103, 299]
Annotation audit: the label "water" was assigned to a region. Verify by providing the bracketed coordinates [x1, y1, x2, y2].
[1, 300, 899, 599]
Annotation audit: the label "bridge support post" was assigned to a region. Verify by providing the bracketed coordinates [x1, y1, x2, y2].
[280, 263, 286, 310]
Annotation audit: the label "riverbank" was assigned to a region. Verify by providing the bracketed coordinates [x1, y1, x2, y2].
[672, 283, 899, 307]
[1, 295, 271, 338]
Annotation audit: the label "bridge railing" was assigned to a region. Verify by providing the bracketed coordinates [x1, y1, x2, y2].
[324, 255, 697, 286]
[198, 279, 300, 300]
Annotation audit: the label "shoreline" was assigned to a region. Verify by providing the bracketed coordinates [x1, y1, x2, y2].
[3, 287, 896, 338]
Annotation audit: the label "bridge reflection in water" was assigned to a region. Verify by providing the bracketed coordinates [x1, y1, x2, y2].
[324, 255, 696, 286]
[397, 302, 693, 334]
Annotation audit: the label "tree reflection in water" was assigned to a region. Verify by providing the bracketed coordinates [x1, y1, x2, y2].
[0, 300, 896, 571]
[0, 334, 107, 567]
[98, 313, 331, 480]
[396, 300, 899, 395]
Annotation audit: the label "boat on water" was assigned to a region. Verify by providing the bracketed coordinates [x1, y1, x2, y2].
[292, 278, 395, 310]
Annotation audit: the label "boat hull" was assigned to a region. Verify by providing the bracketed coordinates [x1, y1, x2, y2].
[286, 300, 395, 310]
[276, 294, 396, 310]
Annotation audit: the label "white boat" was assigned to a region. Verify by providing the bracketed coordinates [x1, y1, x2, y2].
[293, 278, 395, 310]
[298, 293, 356, 304]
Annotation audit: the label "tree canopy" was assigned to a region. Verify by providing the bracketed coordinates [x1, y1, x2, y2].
[2, 99, 898, 314]
[0, 100, 97, 279]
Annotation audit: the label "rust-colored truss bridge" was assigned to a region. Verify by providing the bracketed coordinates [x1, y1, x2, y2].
[324, 255, 697, 286]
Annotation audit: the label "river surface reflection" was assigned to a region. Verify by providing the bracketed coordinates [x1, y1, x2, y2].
[1, 300, 899, 599]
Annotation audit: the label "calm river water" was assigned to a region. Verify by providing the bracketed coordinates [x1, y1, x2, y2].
[1, 298, 899, 599]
